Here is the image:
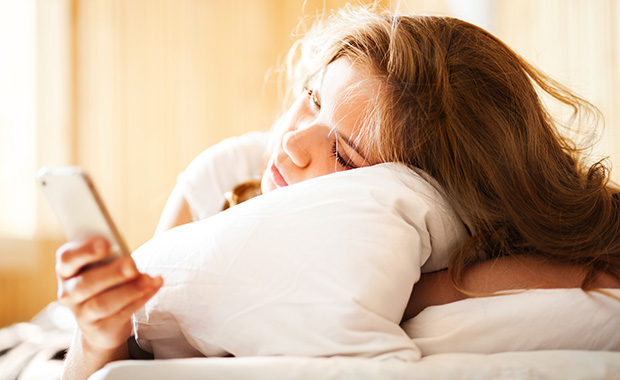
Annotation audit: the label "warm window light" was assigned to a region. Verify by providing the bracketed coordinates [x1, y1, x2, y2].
[0, 0, 37, 239]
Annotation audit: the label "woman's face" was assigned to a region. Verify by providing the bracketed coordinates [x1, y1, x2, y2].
[261, 58, 381, 193]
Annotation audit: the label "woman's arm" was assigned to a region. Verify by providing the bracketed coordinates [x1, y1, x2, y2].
[57, 238, 162, 380]
[154, 188, 193, 234]
[403, 255, 620, 321]
[63, 332, 129, 380]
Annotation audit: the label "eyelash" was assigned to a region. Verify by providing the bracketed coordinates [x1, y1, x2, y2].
[331, 141, 354, 169]
[304, 87, 321, 109]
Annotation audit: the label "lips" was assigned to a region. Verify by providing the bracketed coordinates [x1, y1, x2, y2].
[270, 163, 289, 187]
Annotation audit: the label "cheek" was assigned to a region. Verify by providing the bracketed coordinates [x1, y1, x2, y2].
[299, 158, 342, 182]
[313, 163, 341, 178]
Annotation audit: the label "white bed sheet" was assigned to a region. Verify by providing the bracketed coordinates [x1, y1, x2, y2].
[90, 351, 620, 380]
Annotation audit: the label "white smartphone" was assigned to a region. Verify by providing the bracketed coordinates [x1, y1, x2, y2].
[37, 166, 130, 258]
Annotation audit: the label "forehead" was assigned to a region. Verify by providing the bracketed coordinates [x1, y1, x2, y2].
[320, 58, 381, 161]
[321, 58, 377, 104]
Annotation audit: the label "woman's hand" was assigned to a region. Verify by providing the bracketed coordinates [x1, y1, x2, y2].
[56, 237, 162, 379]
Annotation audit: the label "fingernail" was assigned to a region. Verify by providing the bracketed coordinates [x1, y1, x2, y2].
[93, 240, 106, 255]
[121, 259, 135, 278]
[153, 276, 163, 287]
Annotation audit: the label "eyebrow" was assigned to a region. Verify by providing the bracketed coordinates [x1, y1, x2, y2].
[305, 67, 326, 92]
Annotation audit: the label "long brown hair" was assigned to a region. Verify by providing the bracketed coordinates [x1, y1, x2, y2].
[291, 5, 620, 290]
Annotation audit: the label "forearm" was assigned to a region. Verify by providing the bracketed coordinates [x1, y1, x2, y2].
[62, 331, 129, 380]
[403, 255, 619, 321]
[155, 188, 193, 235]
[404, 269, 465, 321]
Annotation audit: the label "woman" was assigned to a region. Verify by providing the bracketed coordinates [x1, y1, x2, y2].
[56, 6, 620, 379]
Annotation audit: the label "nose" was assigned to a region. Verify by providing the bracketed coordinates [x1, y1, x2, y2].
[281, 126, 319, 168]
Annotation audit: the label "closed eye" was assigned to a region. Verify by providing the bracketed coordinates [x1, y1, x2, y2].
[331, 141, 356, 169]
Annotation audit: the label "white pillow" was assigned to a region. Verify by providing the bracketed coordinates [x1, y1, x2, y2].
[403, 288, 620, 355]
[132, 163, 468, 360]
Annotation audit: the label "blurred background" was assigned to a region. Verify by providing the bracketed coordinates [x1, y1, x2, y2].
[1, 0, 618, 327]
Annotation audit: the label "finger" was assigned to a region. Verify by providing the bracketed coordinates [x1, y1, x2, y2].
[83, 282, 163, 350]
[58, 256, 141, 305]
[99, 279, 163, 327]
[55, 237, 110, 279]
[77, 275, 163, 323]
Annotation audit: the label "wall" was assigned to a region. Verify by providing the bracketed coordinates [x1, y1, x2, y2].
[0, 240, 60, 327]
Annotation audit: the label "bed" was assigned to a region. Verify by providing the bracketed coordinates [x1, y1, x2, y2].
[3, 294, 619, 380]
[3, 133, 618, 379]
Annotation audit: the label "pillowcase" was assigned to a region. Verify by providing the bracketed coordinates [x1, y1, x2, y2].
[132, 163, 468, 361]
[403, 288, 620, 355]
